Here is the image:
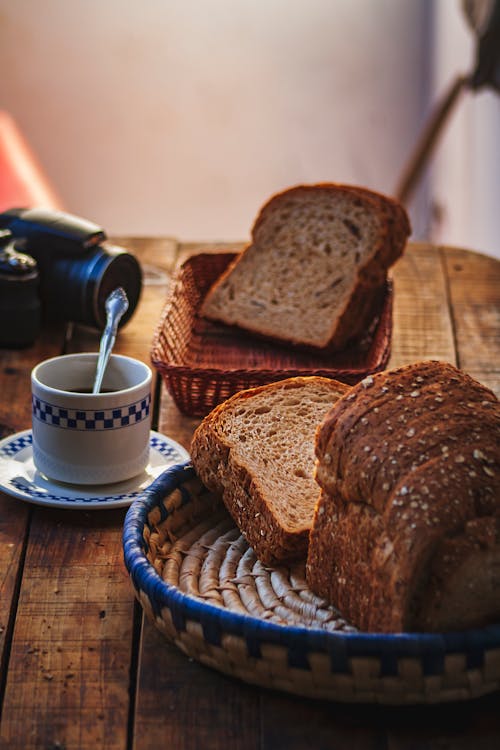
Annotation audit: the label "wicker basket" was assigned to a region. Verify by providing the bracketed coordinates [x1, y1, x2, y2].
[123, 463, 500, 705]
[150, 253, 393, 416]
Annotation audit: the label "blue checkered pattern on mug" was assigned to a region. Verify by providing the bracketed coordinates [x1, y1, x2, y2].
[32, 394, 151, 431]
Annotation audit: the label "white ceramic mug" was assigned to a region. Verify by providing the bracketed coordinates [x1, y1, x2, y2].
[31, 353, 152, 485]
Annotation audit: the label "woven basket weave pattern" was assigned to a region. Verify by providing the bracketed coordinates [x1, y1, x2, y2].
[123, 463, 500, 704]
[150, 253, 393, 416]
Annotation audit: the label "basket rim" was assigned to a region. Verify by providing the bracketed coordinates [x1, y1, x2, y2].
[123, 462, 500, 661]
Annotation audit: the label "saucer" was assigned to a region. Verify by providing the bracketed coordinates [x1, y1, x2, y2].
[0, 429, 190, 509]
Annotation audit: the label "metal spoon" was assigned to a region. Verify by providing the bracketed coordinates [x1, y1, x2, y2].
[92, 287, 129, 394]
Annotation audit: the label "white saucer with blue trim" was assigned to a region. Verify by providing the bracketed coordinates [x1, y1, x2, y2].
[0, 429, 190, 509]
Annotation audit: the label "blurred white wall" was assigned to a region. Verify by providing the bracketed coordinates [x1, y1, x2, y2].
[0, 0, 498, 257]
[430, 1, 500, 258]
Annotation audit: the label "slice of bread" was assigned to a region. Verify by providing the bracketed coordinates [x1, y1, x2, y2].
[306, 361, 500, 632]
[190, 376, 349, 565]
[201, 184, 410, 350]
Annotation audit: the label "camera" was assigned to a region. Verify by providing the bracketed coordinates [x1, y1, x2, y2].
[0, 207, 142, 348]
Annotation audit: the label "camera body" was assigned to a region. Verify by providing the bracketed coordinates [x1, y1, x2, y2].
[0, 208, 142, 348]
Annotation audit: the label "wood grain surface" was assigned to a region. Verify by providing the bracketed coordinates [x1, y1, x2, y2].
[0, 239, 499, 749]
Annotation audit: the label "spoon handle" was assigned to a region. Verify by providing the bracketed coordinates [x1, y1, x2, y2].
[92, 325, 116, 394]
[92, 287, 129, 394]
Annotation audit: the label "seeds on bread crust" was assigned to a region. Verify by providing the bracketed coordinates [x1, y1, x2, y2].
[307, 361, 500, 633]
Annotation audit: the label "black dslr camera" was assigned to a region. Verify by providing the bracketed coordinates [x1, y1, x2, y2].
[0, 208, 142, 348]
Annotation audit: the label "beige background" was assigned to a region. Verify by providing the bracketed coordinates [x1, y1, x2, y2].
[0, 0, 498, 257]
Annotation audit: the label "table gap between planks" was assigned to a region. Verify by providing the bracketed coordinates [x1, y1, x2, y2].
[0, 240, 499, 749]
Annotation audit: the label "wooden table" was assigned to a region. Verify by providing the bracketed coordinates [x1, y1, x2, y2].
[0, 239, 499, 749]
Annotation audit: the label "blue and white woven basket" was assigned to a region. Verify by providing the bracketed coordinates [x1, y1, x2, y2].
[123, 462, 500, 704]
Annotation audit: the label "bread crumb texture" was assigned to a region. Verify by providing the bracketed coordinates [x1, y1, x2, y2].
[201, 183, 410, 350]
[307, 360, 500, 633]
[190, 376, 348, 565]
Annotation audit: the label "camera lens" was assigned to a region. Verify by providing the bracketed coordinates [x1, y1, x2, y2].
[39, 244, 142, 329]
[88, 246, 142, 328]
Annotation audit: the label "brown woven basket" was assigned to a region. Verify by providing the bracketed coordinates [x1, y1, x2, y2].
[151, 252, 393, 416]
[123, 464, 500, 705]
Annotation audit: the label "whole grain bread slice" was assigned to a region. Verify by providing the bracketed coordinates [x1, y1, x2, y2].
[200, 183, 410, 350]
[190, 376, 349, 565]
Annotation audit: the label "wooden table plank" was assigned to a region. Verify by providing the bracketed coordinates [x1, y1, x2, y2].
[0, 326, 67, 439]
[0, 324, 68, 739]
[0, 497, 29, 707]
[0, 508, 134, 750]
[388, 243, 456, 368]
[385, 692, 500, 749]
[132, 620, 261, 750]
[442, 246, 500, 396]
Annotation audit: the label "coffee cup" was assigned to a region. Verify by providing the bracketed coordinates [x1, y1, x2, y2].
[31, 353, 152, 485]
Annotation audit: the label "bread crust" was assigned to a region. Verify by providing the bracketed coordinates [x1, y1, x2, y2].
[306, 361, 500, 632]
[190, 376, 349, 565]
[201, 183, 410, 351]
